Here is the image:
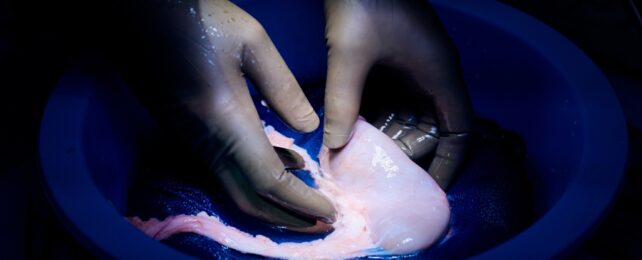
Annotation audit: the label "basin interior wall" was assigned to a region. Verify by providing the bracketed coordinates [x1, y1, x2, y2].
[39, 0, 627, 258]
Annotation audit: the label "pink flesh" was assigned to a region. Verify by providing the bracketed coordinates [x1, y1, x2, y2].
[128, 118, 450, 258]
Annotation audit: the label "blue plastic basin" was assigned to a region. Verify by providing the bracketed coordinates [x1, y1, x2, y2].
[39, 0, 627, 258]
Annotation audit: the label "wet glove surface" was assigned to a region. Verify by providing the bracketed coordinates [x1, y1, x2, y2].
[322, 0, 475, 189]
[122, 0, 336, 231]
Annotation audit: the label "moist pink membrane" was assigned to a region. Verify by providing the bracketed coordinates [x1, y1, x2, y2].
[128, 118, 450, 259]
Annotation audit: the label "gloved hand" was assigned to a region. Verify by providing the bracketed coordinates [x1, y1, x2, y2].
[323, 0, 474, 189]
[126, 0, 336, 232]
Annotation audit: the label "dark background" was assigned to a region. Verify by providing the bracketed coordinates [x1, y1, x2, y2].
[1, 0, 641, 258]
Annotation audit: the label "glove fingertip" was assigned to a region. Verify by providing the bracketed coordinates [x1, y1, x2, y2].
[323, 132, 351, 149]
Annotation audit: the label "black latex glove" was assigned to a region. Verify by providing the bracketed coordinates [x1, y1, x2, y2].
[127, 0, 336, 232]
[323, 0, 474, 189]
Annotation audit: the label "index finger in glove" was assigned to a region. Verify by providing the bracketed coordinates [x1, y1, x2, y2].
[241, 22, 320, 133]
[218, 161, 333, 233]
[215, 96, 337, 224]
[184, 78, 337, 225]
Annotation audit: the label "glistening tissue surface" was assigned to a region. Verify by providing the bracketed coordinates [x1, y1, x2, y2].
[126, 85, 534, 259]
